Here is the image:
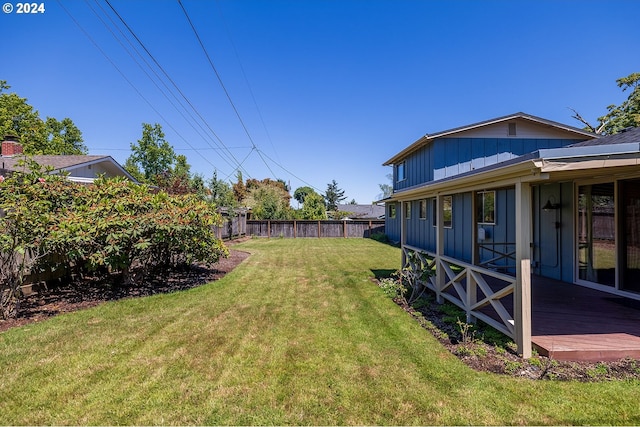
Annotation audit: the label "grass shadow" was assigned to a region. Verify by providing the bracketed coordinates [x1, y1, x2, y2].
[371, 269, 396, 279]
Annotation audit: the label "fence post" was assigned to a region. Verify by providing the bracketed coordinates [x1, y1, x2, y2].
[369, 220, 372, 237]
[343, 220, 347, 238]
[294, 220, 297, 238]
[318, 221, 321, 238]
[268, 220, 271, 238]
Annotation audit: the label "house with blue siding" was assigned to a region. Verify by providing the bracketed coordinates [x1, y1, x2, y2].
[382, 112, 640, 358]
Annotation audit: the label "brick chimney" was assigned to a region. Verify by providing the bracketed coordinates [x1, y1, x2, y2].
[1, 136, 24, 157]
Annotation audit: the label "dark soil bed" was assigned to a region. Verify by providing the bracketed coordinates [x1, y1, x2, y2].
[0, 247, 250, 333]
[394, 293, 640, 382]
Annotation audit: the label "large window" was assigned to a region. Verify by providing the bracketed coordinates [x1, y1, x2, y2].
[476, 191, 496, 224]
[578, 183, 615, 287]
[432, 196, 453, 228]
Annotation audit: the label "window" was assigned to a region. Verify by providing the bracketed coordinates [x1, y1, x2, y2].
[443, 196, 452, 228]
[405, 202, 411, 219]
[508, 122, 517, 136]
[419, 199, 427, 220]
[388, 204, 396, 219]
[476, 191, 495, 224]
[432, 196, 453, 228]
[396, 162, 406, 182]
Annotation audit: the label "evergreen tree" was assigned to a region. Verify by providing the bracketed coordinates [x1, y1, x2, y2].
[324, 179, 346, 211]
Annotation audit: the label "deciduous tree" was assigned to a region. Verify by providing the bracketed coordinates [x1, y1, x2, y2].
[0, 81, 86, 154]
[125, 123, 176, 185]
[301, 192, 326, 220]
[571, 72, 640, 135]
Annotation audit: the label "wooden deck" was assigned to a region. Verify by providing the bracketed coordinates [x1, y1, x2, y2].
[530, 276, 640, 361]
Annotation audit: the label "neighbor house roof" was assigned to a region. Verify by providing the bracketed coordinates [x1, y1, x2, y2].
[337, 204, 385, 219]
[0, 154, 138, 183]
[383, 112, 597, 166]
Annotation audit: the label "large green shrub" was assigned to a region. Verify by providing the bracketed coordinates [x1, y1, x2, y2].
[0, 162, 228, 318]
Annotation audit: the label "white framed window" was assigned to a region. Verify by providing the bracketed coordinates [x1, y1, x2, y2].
[388, 204, 396, 219]
[405, 202, 411, 219]
[477, 191, 496, 225]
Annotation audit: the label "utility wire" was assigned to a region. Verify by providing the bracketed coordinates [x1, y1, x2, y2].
[57, 0, 223, 174]
[104, 0, 251, 178]
[214, 0, 282, 165]
[88, 0, 241, 174]
[82, 0, 239, 175]
[177, 0, 277, 179]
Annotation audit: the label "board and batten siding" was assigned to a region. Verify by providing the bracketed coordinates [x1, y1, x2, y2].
[385, 202, 401, 242]
[392, 189, 519, 269]
[394, 137, 584, 191]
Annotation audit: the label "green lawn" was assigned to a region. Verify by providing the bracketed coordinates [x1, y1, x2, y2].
[1, 238, 639, 425]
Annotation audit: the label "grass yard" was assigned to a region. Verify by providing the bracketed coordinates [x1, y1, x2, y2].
[1, 238, 640, 425]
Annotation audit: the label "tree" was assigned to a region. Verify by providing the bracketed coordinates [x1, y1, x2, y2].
[378, 173, 393, 200]
[293, 186, 316, 206]
[324, 179, 346, 211]
[244, 181, 294, 220]
[232, 171, 247, 203]
[125, 123, 176, 185]
[571, 72, 640, 135]
[208, 170, 236, 207]
[41, 117, 86, 155]
[301, 192, 326, 220]
[0, 81, 86, 154]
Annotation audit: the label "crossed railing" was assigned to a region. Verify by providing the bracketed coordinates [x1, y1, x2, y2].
[402, 244, 517, 339]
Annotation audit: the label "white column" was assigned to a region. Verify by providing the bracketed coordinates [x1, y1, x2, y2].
[400, 201, 406, 268]
[514, 181, 532, 358]
[435, 195, 444, 303]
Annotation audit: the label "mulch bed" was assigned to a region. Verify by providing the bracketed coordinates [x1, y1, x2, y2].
[0, 248, 250, 333]
[394, 294, 640, 381]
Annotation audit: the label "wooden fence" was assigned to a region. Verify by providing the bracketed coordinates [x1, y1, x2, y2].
[214, 209, 248, 240]
[246, 220, 385, 238]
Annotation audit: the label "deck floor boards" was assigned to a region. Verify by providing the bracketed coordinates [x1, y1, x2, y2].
[530, 276, 640, 361]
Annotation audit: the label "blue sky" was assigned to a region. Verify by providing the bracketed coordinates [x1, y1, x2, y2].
[2, 0, 639, 204]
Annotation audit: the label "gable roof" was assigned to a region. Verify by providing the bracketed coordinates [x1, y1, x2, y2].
[383, 112, 597, 166]
[385, 133, 640, 203]
[0, 154, 138, 183]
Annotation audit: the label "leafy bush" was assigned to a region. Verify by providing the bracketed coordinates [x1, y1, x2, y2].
[0, 161, 228, 318]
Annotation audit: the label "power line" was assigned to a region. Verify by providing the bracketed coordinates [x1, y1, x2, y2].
[57, 0, 222, 173]
[214, 0, 282, 166]
[81, 0, 239, 175]
[104, 0, 252, 178]
[177, 0, 278, 179]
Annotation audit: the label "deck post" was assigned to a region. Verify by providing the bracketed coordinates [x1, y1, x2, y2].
[400, 201, 407, 268]
[468, 191, 478, 323]
[435, 195, 444, 304]
[515, 181, 532, 358]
